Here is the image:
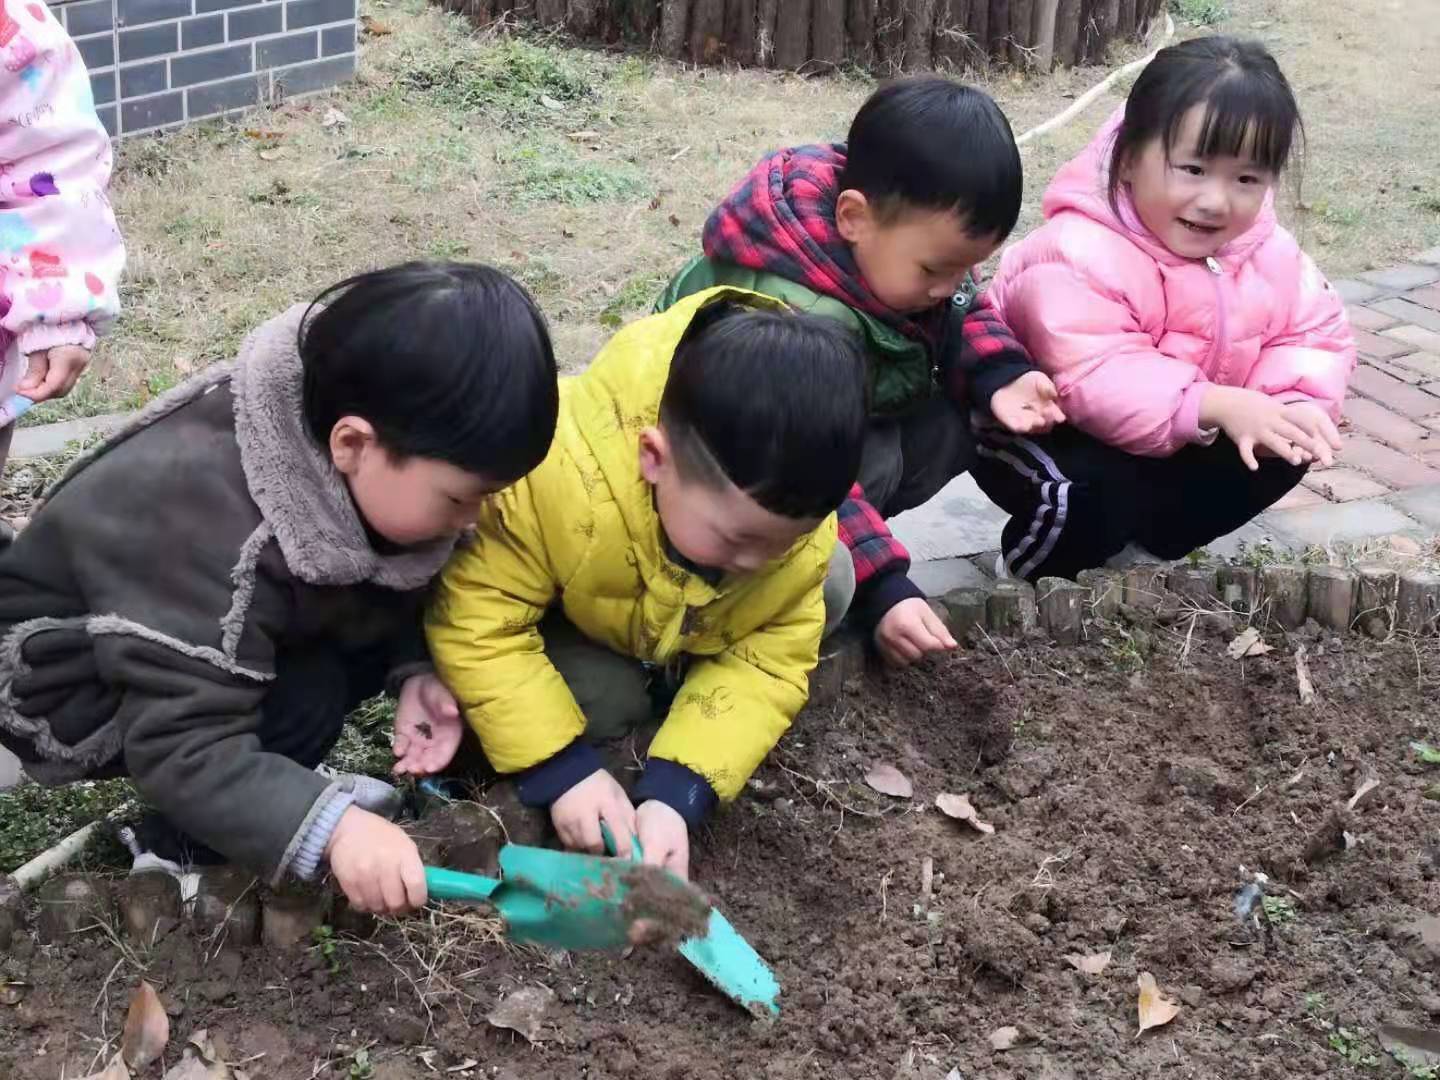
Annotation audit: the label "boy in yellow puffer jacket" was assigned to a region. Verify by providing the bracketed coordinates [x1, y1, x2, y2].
[426, 289, 868, 879]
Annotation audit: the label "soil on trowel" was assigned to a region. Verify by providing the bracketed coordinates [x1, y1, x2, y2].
[5, 620, 1440, 1079]
[618, 865, 712, 947]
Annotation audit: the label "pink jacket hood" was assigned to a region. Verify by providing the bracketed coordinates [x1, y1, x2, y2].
[988, 109, 1354, 457]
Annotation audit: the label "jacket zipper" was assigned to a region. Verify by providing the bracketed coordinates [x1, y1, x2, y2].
[1204, 256, 1229, 379]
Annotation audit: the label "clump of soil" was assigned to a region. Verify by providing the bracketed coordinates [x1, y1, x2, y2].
[620, 864, 711, 947]
[4, 625, 1440, 1079]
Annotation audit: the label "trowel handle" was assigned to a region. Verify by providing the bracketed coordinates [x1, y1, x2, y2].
[424, 865, 501, 903]
[599, 823, 645, 863]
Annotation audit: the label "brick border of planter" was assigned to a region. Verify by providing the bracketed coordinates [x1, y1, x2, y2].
[47, 0, 359, 139]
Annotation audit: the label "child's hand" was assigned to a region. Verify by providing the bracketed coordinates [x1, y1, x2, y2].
[325, 805, 427, 915]
[1279, 402, 1342, 468]
[392, 673, 464, 777]
[551, 769, 637, 858]
[989, 371, 1066, 435]
[874, 597, 956, 667]
[1201, 386, 1327, 471]
[635, 800, 690, 880]
[20, 346, 91, 403]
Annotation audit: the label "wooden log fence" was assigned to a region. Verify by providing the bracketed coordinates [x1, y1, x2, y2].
[433, 0, 1166, 72]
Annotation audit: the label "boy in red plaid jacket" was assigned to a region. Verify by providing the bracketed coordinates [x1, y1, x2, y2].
[656, 78, 1065, 666]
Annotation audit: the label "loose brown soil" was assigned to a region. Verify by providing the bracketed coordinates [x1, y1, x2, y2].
[5, 622, 1440, 1079]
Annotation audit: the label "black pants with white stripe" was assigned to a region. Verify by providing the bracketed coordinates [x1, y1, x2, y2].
[971, 427, 1307, 583]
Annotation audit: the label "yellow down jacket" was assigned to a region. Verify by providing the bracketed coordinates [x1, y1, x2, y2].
[426, 288, 834, 809]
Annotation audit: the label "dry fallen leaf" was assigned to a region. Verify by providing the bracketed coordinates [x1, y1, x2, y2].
[359, 14, 392, 34]
[320, 107, 349, 128]
[864, 763, 913, 799]
[1295, 645, 1316, 705]
[1136, 971, 1181, 1036]
[1226, 627, 1272, 659]
[1065, 950, 1112, 975]
[935, 792, 995, 834]
[446, 1062, 479, 1074]
[538, 93, 565, 111]
[989, 1025, 1021, 1051]
[566, 130, 601, 140]
[1347, 775, 1380, 811]
[487, 986, 554, 1044]
[80, 1054, 130, 1080]
[257, 147, 291, 162]
[122, 980, 170, 1070]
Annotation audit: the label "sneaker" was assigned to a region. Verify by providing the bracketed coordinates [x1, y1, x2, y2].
[1104, 542, 1165, 572]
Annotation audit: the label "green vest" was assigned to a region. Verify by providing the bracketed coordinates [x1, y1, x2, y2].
[655, 256, 976, 417]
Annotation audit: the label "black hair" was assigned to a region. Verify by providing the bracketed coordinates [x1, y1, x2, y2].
[1109, 35, 1302, 210]
[659, 301, 868, 521]
[839, 76, 1022, 241]
[299, 261, 559, 484]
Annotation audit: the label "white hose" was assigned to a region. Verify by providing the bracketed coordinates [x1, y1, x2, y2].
[1016, 13, 1177, 148]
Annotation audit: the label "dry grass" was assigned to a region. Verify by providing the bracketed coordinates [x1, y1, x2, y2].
[18, 0, 1438, 430]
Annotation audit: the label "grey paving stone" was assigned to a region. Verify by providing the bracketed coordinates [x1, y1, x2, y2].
[1419, 246, 1440, 267]
[10, 414, 127, 459]
[1335, 279, 1384, 304]
[0, 748, 20, 792]
[1260, 498, 1424, 547]
[909, 556, 992, 598]
[1387, 484, 1440, 531]
[887, 473, 1007, 561]
[1357, 264, 1440, 291]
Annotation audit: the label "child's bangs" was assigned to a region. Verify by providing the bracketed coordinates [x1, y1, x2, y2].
[1168, 74, 1297, 174]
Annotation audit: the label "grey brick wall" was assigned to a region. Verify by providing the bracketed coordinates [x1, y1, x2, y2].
[46, 0, 358, 138]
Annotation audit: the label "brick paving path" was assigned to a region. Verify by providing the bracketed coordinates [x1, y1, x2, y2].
[1288, 247, 1440, 507]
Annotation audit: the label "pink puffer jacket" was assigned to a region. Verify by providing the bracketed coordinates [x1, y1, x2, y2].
[988, 111, 1355, 458]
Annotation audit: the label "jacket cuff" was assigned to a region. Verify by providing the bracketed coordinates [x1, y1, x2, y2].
[286, 786, 355, 882]
[969, 355, 1035, 410]
[850, 568, 926, 633]
[514, 740, 603, 807]
[1176, 381, 1218, 446]
[633, 758, 717, 829]
[384, 661, 433, 699]
[17, 320, 97, 357]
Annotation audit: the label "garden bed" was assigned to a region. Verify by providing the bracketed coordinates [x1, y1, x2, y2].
[4, 618, 1439, 1078]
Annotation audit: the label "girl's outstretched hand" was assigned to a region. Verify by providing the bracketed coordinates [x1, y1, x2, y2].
[1200, 385, 1329, 471]
[392, 673, 465, 777]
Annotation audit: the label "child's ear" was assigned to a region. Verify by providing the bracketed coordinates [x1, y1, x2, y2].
[834, 189, 873, 245]
[638, 426, 668, 484]
[329, 415, 378, 476]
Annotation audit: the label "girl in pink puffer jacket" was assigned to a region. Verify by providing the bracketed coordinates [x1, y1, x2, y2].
[973, 36, 1355, 582]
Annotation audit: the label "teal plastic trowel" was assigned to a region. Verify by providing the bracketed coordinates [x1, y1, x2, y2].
[424, 842, 710, 952]
[603, 826, 781, 1017]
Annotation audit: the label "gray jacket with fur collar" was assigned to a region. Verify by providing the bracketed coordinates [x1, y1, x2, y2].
[0, 307, 455, 883]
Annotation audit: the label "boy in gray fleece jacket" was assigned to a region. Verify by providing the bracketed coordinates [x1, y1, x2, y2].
[0, 262, 559, 915]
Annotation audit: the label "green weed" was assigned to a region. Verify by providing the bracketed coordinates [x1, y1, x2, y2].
[1262, 895, 1298, 925]
[502, 144, 646, 206]
[599, 272, 668, 327]
[1327, 1027, 1380, 1068]
[348, 1047, 375, 1080]
[0, 779, 135, 873]
[328, 696, 398, 779]
[398, 36, 594, 126]
[1169, 0, 1229, 25]
[313, 924, 342, 974]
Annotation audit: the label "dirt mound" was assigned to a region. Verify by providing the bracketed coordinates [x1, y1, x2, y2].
[4, 626, 1438, 1079]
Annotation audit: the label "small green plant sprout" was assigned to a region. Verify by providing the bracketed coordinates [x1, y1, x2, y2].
[1261, 895, 1298, 925]
[1184, 548, 1209, 568]
[348, 1047, 375, 1080]
[1412, 741, 1440, 766]
[1328, 1027, 1381, 1068]
[313, 924, 341, 974]
[1392, 1049, 1440, 1080]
